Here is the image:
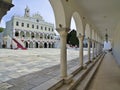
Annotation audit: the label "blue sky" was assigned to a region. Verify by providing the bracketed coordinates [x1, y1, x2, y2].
[0, 0, 76, 32]
[0, 0, 55, 27]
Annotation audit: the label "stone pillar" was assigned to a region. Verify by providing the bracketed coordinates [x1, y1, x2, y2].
[78, 34, 84, 67]
[95, 41, 98, 57]
[100, 43, 103, 53]
[98, 42, 100, 55]
[92, 40, 95, 60]
[88, 38, 91, 62]
[56, 27, 70, 78]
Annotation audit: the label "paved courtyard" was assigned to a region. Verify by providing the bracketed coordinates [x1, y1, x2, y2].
[0, 48, 89, 90]
[0, 48, 88, 83]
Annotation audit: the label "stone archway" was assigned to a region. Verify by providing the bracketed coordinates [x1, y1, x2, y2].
[49, 43, 51, 48]
[40, 33, 43, 39]
[85, 24, 91, 39]
[26, 32, 30, 39]
[24, 41, 28, 48]
[36, 33, 39, 39]
[20, 31, 25, 38]
[31, 32, 34, 39]
[44, 42, 47, 48]
[35, 42, 39, 48]
[39, 42, 43, 48]
[72, 12, 84, 35]
[15, 31, 19, 37]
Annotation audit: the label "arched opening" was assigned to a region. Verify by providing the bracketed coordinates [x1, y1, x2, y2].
[44, 34, 47, 39]
[44, 42, 47, 48]
[51, 34, 53, 39]
[39, 42, 43, 48]
[84, 24, 92, 62]
[36, 33, 39, 39]
[26, 32, 30, 39]
[35, 42, 38, 48]
[52, 43, 54, 48]
[29, 42, 33, 48]
[31, 32, 34, 39]
[67, 17, 79, 48]
[48, 34, 50, 39]
[72, 12, 84, 35]
[69, 12, 87, 65]
[40, 33, 43, 39]
[49, 43, 51, 48]
[24, 41, 28, 48]
[15, 31, 19, 37]
[20, 31, 25, 38]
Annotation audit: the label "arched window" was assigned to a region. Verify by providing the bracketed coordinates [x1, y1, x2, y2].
[27, 24, 29, 28]
[36, 25, 39, 29]
[41, 26, 43, 30]
[49, 28, 50, 31]
[32, 24, 34, 28]
[45, 27, 47, 30]
[21, 23, 24, 27]
[52, 28, 54, 31]
[16, 21, 19, 26]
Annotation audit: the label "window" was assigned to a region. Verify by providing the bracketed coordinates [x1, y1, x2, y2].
[45, 27, 47, 30]
[52, 28, 54, 31]
[41, 26, 43, 30]
[32, 25, 34, 28]
[21, 23, 24, 27]
[27, 24, 29, 28]
[49, 28, 50, 31]
[16, 22, 19, 26]
[36, 25, 39, 29]
[36, 19, 39, 22]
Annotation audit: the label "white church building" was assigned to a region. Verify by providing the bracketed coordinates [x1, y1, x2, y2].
[3, 6, 56, 49]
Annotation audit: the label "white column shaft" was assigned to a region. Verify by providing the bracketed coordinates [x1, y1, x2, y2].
[88, 39, 91, 62]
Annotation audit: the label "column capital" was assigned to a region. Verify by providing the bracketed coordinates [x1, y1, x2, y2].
[56, 27, 70, 36]
[87, 37, 92, 41]
[77, 33, 84, 40]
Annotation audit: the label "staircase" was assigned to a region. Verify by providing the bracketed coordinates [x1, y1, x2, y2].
[12, 38, 27, 50]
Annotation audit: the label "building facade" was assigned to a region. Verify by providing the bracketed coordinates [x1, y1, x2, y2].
[3, 6, 56, 48]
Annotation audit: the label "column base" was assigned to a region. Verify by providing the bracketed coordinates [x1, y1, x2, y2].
[63, 75, 73, 84]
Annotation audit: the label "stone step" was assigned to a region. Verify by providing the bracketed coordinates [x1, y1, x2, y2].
[76, 53, 105, 90]
[57, 53, 105, 90]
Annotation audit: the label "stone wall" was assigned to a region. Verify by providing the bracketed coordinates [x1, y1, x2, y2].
[113, 21, 120, 66]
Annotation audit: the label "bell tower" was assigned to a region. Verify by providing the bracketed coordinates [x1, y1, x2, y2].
[24, 6, 30, 17]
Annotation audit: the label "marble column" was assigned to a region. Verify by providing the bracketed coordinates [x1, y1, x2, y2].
[88, 38, 91, 62]
[98, 42, 100, 55]
[95, 41, 98, 57]
[92, 40, 95, 60]
[56, 27, 70, 78]
[78, 34, 84, 67]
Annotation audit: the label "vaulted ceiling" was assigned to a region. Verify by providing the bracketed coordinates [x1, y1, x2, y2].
[76, 0, 120, 40]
